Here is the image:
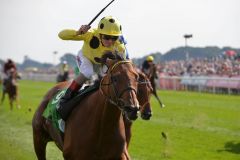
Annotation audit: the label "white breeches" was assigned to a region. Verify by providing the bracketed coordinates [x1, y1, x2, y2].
[76, 50, 107, 79]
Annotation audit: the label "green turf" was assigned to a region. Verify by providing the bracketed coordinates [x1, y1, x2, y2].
[0, 80, 239, 160]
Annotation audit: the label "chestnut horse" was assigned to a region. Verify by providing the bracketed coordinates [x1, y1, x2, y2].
[32, 53, 145, 160]
[32, 69, 153, 159]
[1, 70, 20, 110]
[145, 64, 165, 108]
[124, 70, 153, 148]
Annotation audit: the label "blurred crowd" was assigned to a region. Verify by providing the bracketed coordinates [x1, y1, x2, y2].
[156, 57, 240, 77]
[1, 54, 240, 80]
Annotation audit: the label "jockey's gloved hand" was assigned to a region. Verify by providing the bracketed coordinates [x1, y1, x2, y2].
[77, 25, 91, 35]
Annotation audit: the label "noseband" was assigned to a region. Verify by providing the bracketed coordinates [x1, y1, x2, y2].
[100, 60, 139, 111]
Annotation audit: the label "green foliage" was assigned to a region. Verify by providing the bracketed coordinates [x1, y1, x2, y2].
[0, 81, 239, 160]
[20, 58, 53, 70]
[59, 53, 78, 69]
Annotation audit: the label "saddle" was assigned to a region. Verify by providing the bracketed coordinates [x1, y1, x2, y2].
[63, 80, 100, 111]
[43, 80, 100, 132]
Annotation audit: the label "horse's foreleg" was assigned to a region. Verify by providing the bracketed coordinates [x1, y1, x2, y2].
[1, 91, 5, 105]
[152, 87, 165, 108]
[15, 91, 21, 109]
[33, 128, 48, 160]
[122, 145, 131, 160]
[123, 117, 132, 149]
[8, 94, 14, 110]
[45, 119, 63, 151]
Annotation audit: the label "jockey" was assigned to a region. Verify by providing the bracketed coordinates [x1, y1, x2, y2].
[142, 56, 154, 74]
[57, 16, 128, 120]
[3, 59, 17, 78]
[2, 59, 18, 90]
[60, 61, 69, 81]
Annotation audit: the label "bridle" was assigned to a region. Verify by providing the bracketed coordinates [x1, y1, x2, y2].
[100, 60, 139, 111]
[137, 76, 152, 110]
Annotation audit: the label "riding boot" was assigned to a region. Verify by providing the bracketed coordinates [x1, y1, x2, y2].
[57, 80, 82, 121]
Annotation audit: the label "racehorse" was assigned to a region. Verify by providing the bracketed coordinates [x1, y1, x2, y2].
[32, 53, 146, 160]
[137, 71, 153, 120]
[1, 69, 20, 110]
[32, 69, 153, 159]
[145, 63, 165, 108]
[124, 70, 153, 148]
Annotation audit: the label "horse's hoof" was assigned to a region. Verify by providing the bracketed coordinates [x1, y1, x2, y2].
[161, 104, 166, 108]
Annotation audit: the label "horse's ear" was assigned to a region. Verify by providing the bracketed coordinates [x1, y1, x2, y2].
[137, 70, 153, 91]
[94, 52, 116, 65]
[104, 52, 116, 60]
[115, 52, 125, 60]
[136, 69, 146, 79]
[115, 53, 122, 60]
[138, 71, 145, 79]
[105, 59, 115, 68]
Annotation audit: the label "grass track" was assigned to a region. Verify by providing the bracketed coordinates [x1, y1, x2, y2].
[0, 80, 239, 160]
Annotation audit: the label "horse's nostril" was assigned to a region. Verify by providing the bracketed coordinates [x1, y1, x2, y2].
[141, 112, 152, 120]
[124, 106, 139, 121]
[128, 111, 138, 121]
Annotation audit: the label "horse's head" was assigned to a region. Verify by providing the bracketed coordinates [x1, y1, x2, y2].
[137, 71, 153, 120]
[95, 52, 140, 121]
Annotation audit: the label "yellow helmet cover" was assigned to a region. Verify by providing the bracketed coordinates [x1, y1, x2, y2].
[147, 55, 154, 62]
[98, 16, 122, 36]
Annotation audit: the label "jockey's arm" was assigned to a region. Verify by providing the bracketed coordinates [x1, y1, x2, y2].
[58, 29, 90, 41]
[58, 24, 91, 41]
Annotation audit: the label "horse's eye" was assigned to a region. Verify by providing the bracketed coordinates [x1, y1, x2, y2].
[112, 76, 118, 82]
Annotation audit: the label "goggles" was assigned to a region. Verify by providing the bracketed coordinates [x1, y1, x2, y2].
[101, 34, 119, 41]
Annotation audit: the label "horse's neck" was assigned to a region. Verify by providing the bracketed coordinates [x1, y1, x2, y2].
[95, 95, 126, 156]
[82, 90, 125, 134]
[99, 100, 124, 134]
[150, 65, 156, 72]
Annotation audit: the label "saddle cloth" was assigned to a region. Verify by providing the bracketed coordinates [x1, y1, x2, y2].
[42, 81, 99, 132]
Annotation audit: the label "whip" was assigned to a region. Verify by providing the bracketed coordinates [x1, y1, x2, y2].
[88, 0, 116, 26]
